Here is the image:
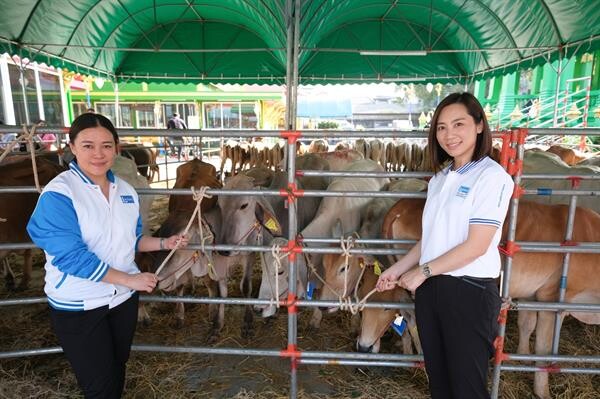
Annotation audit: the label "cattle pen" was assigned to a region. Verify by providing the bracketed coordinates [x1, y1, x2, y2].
[1, 126, 600, 398]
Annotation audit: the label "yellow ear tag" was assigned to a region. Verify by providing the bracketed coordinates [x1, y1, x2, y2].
[264, 218, 279, 233]
[373, 260, 382, 276]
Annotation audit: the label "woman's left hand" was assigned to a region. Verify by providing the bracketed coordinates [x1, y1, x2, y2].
[398, 266, 427, 293]
[164, 234, 189, 250]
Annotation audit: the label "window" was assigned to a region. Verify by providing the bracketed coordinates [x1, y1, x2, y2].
[72, 102, 89, 118]
[136, 103, 156, 128]
[240, 103, 258, 129]
[95, 103, 116, 123]
[9, 64, 39, 124]
[203, 102, 258, 129]
[119, 104, 133, 128]
[39, 71, 64, 125]
[204, 103, 222, 129]
[519, 70, 533, 95]
[160, 103, 196, 128]
[222, 103, 240, 129]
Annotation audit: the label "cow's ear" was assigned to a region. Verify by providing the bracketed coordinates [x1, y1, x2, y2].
[256, 202, 282, 236]
[331, 218, 343, 238]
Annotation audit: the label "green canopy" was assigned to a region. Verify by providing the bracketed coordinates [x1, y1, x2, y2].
[1, 0, 598, 84]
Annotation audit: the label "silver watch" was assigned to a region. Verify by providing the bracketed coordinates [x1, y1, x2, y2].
[420, 263, 432, 278]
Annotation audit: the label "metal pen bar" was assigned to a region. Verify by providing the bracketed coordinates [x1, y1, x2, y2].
[501, 365, 600, 374]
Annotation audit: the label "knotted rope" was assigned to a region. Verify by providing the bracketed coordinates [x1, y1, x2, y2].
[266, 243, 290, 309]
[0, 123, 43, 193]
[155, 186, 213, 278]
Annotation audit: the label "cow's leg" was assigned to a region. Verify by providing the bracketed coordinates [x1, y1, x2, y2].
[309, 308, 322, 330]
[533, 310, 562, 399]
[2, 257, 16, 291]
[240, 256, 254, 338]
[17, 249, 32, 291]
[204, 276, 224, 343]
[138, 303, 151, 326]
[517, 310, 537, 355]
[175, 285, 185, 328]
[402, 309, 422, 354]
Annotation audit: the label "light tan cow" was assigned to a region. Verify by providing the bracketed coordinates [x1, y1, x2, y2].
[379, 198, 600, 399]
[546, 145, 586, 166]
[522, 150, 600, 215]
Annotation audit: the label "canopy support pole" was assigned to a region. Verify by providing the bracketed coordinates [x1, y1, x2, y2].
[552, 51, 563, 127]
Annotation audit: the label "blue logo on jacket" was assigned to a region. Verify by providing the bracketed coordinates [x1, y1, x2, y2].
[120, 195, 135, 204]
[456, 185, 470, 198]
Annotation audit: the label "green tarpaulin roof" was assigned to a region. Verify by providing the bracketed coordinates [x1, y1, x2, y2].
[0, 0, 599, 84]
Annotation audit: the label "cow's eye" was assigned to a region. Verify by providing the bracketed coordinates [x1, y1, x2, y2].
[240, 203, 248, 210]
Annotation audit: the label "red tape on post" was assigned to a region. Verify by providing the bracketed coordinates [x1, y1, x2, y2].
[517, 128, 528, 145]
[499, 241, 521, 257]
[541, 363, 561, 373]
[512, 185, 524, 199]
[280, 344, 302, 359]
[507, 159, 523, 176]
[280, 130, 301, 145]
[566, 176, 582, 189]
[283, 239, 303, 262]
[285, 293, 298, 314]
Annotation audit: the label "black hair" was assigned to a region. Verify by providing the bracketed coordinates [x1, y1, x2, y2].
[427, 92, 492, 173]
[69, 113, 119, 144]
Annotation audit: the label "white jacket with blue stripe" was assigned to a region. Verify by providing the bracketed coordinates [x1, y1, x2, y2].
[27, 161, 143, 311]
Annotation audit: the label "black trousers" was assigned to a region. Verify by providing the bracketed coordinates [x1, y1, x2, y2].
[50, 293, 139, 399]
[415, 275, 501, 399]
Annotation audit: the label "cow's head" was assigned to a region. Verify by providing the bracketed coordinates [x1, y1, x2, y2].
[148, 208, 220, 291]
[217, 174, 281, 256]
[355, 272, 405, 354]
[255, 237, 309, 318]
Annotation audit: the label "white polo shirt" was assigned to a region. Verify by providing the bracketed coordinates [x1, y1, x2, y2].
[420, 156, 513, 278]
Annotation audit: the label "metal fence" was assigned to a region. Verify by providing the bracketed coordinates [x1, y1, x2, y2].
[1, 126, 600, 398]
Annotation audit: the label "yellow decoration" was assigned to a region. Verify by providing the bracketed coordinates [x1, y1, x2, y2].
[373, 260, 382, 276]
[509, 105, 523, 121]
[264, 218, 279, 232]
[565, 103, 582, 120]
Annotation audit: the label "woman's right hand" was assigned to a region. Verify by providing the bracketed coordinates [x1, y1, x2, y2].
[127, 272, 158, 293]
[376, 266, 402, 292]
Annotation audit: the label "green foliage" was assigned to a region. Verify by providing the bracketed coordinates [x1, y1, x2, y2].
[317, 121, 339, 129]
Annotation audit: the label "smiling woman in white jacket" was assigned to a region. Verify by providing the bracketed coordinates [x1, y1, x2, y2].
[27, 112, 187, 398]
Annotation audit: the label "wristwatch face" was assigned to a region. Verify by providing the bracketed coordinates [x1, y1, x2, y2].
[421, 264, 431, 278]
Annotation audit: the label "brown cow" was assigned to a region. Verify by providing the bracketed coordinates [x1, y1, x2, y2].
[120, 143, 159, 183]
[137, 159, 221, 329]
[169, 159, 221, 214]
[0, 157, 65, 289]
[378, 198, 600, 399]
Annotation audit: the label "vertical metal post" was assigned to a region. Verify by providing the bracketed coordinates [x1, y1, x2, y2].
[287, 4, 301, 398]
[491, 129, 525, 399]
[114, 81, 120, 127]
[551, 194, 578, 354]
[552, 53, 563, 128]
[34, 65, 44, 122]
[0, 55, 17, 125]
[19, 65, 31, 124]
[291, 0, 300, 131]
[284, 0, 294, 130]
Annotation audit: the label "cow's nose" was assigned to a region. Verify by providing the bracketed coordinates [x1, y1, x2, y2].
[356, 342, 374, 353]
